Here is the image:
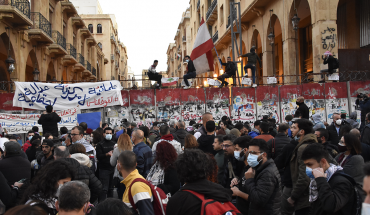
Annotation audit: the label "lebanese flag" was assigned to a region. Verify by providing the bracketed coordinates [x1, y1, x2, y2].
[190, 18, 214, 75]
[161, 77, 179, 86]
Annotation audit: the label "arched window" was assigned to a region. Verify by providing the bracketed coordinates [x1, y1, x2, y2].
[97, 24, 102, 33]
[98, 42, 102, 50]
[88, 24, 93, 33]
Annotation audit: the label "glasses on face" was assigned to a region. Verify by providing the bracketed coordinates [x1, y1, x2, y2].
[249, 151, 262, 155]
[222, 144, 232, 149]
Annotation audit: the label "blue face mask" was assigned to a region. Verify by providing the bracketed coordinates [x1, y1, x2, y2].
[305, 167, 315, 179]
[362, 203, 370, 215]
[247, 153, 262, 168]
[105, 134, 112, 141]
[28, 136, 33, 141]
[61, 141, 66, 146]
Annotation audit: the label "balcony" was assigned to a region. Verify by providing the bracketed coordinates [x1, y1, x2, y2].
[206, 0, 218, 25]
[80, 28, 92, 39]
[29, 12, 53, 44]
[197, 0, 200, 11]
[86, 37, 96, 46]
[73, 53, 85, 72]
[61, 0, 77, 18]
[92, 67, 96, 77]
[212, 30, 218, 43]
[86, 61, 91, 72]
[182, 36, 186, 43]
[49, 30, 67, 57]
[110, 54, 115, 62]
[62, 43, 77, 65]
[177, 45, 181, 53]
[72, 15, 84, 29]
[110, 34, 116, 44]
[0, 0, 32, 28]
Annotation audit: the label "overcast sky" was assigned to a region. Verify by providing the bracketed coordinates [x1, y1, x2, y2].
[99, 0, 190, 76]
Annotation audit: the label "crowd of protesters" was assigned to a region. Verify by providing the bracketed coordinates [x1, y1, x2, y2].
[2, 98, 370, 215]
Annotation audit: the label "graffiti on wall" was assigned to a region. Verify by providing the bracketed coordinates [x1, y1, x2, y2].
[321, 27, 336, 51]
[231, 88, 256, 125]
[350, 81, 370, 125]
[106, 106, 130, 128]
[256, 86, 279, 123]
[325, 83, 349, 122]
[182, 93, 205, 126]
[206, 88, 230, 122]
[156, 89, 181, 122]
[130, 90, 156, 128]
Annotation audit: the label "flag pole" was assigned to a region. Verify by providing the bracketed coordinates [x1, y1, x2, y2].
[214, 47, 222, 65]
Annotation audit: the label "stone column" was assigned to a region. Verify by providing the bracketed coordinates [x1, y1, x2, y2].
[283, 38, 298, 84]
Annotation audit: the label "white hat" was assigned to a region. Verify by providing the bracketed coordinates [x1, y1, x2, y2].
[71, 153, 92, 167]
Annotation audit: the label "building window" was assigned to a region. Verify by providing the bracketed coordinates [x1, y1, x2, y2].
[98, 42, 102, 50]
[97, 24, 102, 33]
[220, 5, 224, 24]
[88, 24, 93, 33]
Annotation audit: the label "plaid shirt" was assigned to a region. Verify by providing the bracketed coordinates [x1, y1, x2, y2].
[133, 142, 153, 178]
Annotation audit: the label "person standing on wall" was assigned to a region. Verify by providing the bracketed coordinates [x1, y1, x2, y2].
[319, 51, 339, 83]
[38, 105, 61, 137]
[183, 55, 196, 90]
[240, 48, 262, 86]
[147, 60, 162, 89]
[217, 56, 237, 88]
[296, 97, 310, 119]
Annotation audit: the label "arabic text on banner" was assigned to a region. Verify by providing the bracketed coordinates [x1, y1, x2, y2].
[13, 81, 123, 110]
[0, 107, 80, 134]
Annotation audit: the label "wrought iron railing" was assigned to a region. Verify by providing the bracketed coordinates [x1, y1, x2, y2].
[77, 53, 84, 66]
[0, 0, 30, 18]
[52, 30, 66, 50]
[212, 30, 218, 43]
[178, 64, 181, 71]
[111, 54, 115, 61]
[206, 0, 217, 21]
[30, 12, 52, 38]
[197, 0, 200, 10]
[226, 9, 237, 29]
[67, 43, 76, 59]
[92, 67, 96, 76]
[86, 61, 91, 72]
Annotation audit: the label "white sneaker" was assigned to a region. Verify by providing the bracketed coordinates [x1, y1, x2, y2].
[183, 86, 190, 89]
[252, 84, 257, 88]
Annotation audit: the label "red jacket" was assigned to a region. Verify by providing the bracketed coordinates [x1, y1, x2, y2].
[22, 141, 31, 152]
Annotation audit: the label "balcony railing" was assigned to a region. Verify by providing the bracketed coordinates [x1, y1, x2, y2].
[212, 30, 218, 43]
[77, 53, 84, 66]
[197, 0, 200, 10]
[30, 12, 52, 38]
[206, 0, 217, 21]
[52, 30, 66, 50]
[178, 64, 181, 70]
[226, 8, 237, 29]
[86, 61, 91, 72]
[0, 0, 30, 18]
[182, 36, 186, 42]
[110, 34, 116, 43]
[67, 43, 76, 59]
[92, 67, 96, 77]
[111, 54, 115, 61]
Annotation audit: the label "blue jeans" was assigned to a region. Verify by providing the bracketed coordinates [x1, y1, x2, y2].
[244, 63, 256, 84]
[98, 169, 114, 202]
[183, 72, 196, 86]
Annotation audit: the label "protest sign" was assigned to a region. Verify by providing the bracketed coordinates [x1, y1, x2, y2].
[207, 78, 221, 86]
[241, 77, 252, 85]
[13, 81, 123, 110]
[0, 107, 80, 134]
[77, 112, 101, 130]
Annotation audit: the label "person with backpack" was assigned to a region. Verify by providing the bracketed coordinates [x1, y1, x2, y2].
[167, 149, 241, 215]
[301, 143, 356, 215]
[319, 51, 339, 83]
[117, 150, 155, 215]
[148, 60, 162, 89]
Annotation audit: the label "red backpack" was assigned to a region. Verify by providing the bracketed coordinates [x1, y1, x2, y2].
[128, 178, 168, 215]
[184, 190, 242, 215]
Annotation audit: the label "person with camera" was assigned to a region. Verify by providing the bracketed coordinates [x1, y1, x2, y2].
[357, 93, 370, 132]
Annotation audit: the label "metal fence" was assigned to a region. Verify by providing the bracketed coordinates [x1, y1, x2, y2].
[52, 30, 66, 50]
[67, 43, 76, 59]
[30, 12, 52, 38]
[77, 54, 84, 66]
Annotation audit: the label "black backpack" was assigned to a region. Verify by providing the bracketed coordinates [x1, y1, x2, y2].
[332, 171, 364, 215]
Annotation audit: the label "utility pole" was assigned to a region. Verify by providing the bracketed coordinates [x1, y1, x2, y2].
[230, 1, 243, 87]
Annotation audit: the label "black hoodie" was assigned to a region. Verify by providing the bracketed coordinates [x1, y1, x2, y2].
[166, 179, 233, 215]
[197, 134, 216, 155]
[37, 112, 61, 137]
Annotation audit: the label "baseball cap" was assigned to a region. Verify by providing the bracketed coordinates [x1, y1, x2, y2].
[4, 141, 21, 155]
[42, 139, 54, 147]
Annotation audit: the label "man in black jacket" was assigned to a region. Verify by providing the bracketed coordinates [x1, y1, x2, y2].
[197, 121, 216, 155]
[54, 146, 102, 204]
[217, 57, 237, 88]
[327, 113, 342, 146]
[173, 120, 188, 146]
[38, 105, 61, 137]
[319, 51, 337, 83]
[37, 139, 55, 169]
[350, 128, 370, 162]
[183, 55, 196, 89]
[267, 123, 291, 160]
[302, 143, 355, 215]
[296, 97, 309, 119]
[221, 134, 244, 188]
[244, 138, 281, 215]
[315, 128, 339, 159]
[240, 48, 262, 85]
[96, 127, 116, 202]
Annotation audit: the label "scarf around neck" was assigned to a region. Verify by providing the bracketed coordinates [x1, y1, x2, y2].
[161, 134, 174, 141]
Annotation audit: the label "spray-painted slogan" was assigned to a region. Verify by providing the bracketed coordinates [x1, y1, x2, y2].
[13, 81, 123, 110]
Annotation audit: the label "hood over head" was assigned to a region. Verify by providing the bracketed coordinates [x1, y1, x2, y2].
[71, 153, 92, 167]
[312, 113, 322, 123]
[350, 111, 357, 120]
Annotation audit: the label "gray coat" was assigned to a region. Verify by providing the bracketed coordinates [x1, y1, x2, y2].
[335, 153, 365, 184]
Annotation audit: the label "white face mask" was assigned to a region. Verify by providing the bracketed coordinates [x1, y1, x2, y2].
[362, 203, 370, 215]
[335, 119, 342, 126]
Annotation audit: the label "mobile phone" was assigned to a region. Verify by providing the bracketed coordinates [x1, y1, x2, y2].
[18, 178, 26, 183]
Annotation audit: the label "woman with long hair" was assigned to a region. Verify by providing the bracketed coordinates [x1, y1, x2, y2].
[146, 141, 180, 196]
[21, 160, 76, 215]
[184, 134, 198, 149]
[335, 133, 364, 183]
[92, 130, 104, 147]
[217, 121, 229, 135]
[110, 133, 133, 199]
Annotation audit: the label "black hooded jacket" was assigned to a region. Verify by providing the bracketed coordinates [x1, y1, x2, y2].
[197, 134, 216, 155]
[37, 112, 61, 137]
[166, 179, 233, 215]
[62, 158, 102, 203]
[173, 128, 188, 146]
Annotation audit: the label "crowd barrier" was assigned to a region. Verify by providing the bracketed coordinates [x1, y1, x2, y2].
[1, 81, 370, 128]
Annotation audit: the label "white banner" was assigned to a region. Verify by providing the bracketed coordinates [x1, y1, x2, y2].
[207, 78, 221, 86]
[241, 77, 252, 85]
[13, 81, 123, 110]
[0, 107, 80, 134]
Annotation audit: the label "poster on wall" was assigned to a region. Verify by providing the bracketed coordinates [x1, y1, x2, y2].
[302, 83, 326, 120]
[106, 90, 130, 128]
[205, 88, 230, 122]
[156, 89, 181, 122]
[349, 81, 370, 126]
[325, 82, 349, 123]
[129, 89, 156, 128]
[180, 88, 205, 126]
[280, 85, 302, 121]
[231, 87, 256, 126]
[0, 93, 22, 113]
[256, 86, 280, 123]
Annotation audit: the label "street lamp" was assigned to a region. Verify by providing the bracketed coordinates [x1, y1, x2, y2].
[292, 14, 300, 31]
[268, 10, 275, 46]
[5, 27, 15, 74]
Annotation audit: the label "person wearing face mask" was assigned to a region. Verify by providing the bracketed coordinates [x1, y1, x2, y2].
[96, 127, 116, 202]
[243, 139, 281, 215]
[217, 56, 237, 88]
[183, 55, 196, 90]
[23, 130, 35, 152]
[315, 128, 339, 159]
[296, 97, 309, 119]
[335, 133, 364, 184]
[302, 143, 356, 215]
[327, 113, 342, 146]
[230, 135, 252, 215]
